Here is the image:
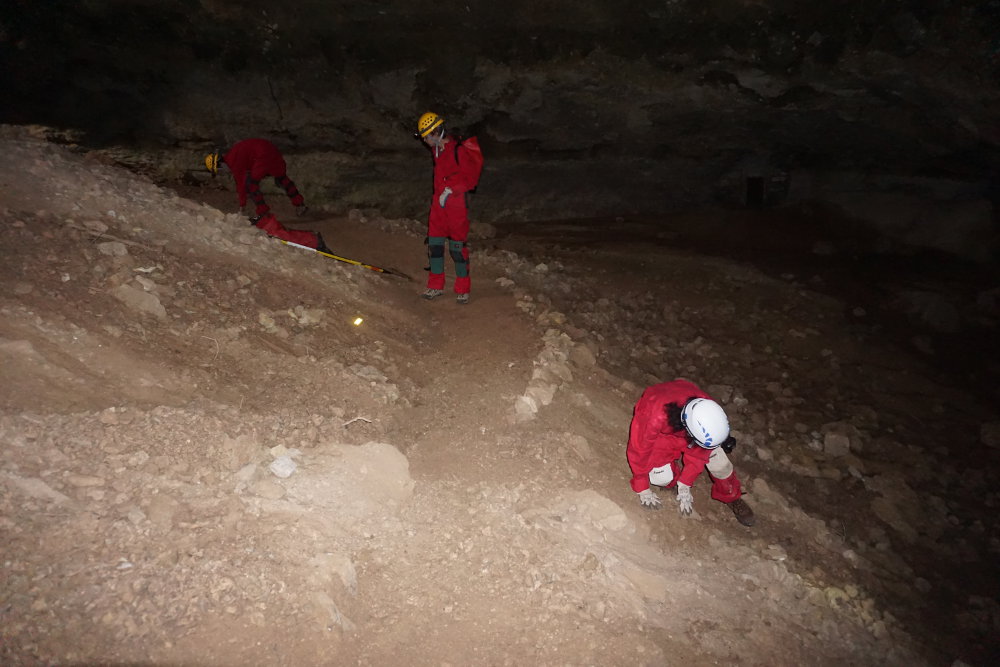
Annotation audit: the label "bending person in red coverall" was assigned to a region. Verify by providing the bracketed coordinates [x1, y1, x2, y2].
[415, 111, 482, 305]
[627, 379, 755, 526]
[205, 139, 329, 252]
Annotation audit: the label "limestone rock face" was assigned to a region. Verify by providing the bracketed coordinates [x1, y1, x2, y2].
[4, 1, 997, 259]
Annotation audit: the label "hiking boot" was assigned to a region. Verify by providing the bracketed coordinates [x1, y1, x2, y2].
[456, 293, 470, 305]
[421, 288, 445, 300]
[296, 204, 309, 217]
[728, 498, 755, 527]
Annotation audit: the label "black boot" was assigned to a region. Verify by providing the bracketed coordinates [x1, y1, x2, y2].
[315, 232, 331, 254]
[728, 498, 756, 527]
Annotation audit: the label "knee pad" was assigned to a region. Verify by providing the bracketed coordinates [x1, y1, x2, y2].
[428, 237, 446, 258]
[706, 448, 734, 479]
[649, 464, 674, 487]
[449, 240, 469, 278]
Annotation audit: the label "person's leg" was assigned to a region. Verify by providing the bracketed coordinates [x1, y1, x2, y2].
[705, 448, 741, 502]
[706, 448, 755, 526]
[253, 214, 321, 249]
[449, 239, 470, 295]
[446, 197, 471, 296]
[425, 204, 448, 294]
[274, 173, 305, 208]
[246, 174, 270, 216]
[426, 237, 446, 291]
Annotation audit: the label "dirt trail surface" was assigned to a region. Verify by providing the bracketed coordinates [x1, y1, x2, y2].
[1, 127, 998, 666]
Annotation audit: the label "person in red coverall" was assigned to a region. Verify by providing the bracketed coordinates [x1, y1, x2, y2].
[627, 379, 755, 526]
[205, 139, 330, 252]
[415, 111, 483, 305]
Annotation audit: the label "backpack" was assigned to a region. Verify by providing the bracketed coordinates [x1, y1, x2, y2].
[452, 135, 484, 194]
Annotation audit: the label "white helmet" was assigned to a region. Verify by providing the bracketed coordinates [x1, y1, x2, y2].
[681, 398, 729, 449]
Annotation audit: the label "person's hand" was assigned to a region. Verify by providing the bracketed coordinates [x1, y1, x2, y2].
[638, 488, 662, 510]
[439, 187, 453, 208]
[676, 483, 693, 515]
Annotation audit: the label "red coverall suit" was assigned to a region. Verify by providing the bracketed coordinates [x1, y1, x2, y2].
[426, 136, 478, 294]
[626, 379, 743, 503]
[222, 139, 319, 249]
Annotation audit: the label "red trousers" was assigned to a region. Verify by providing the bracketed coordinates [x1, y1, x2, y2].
[253, 214, 320, 249]
[426, 193, 470, 293]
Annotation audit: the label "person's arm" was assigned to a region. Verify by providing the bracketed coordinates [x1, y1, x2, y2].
[677, 446, 710, 487]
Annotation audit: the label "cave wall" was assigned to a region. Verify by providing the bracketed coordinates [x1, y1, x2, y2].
[2, 0, 999, 258]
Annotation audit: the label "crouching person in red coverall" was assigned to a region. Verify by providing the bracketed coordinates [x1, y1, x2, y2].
[205, 138, 330, 253]
[415, 111, 483, 305]
[626, 379, 756, 526]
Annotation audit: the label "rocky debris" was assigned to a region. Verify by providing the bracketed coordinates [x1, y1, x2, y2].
[512, 328, 575, 422]
[1, 130, 994, 665]
[112, 283, 167, 320]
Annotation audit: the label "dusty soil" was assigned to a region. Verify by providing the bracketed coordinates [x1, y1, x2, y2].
[1, 127, 998, 666]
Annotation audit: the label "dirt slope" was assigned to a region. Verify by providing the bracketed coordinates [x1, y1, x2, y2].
[1, 127, 997, 666]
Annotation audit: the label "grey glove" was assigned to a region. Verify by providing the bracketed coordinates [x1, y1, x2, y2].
[676, 483, 693, 515]
[439, 186, 453, 208]
[638, 488, 662, 510]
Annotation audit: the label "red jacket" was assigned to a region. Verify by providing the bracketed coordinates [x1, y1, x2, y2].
[432, 136, 481, 198]
[627, 380, 714, 493]
[222, 139, 288, 208]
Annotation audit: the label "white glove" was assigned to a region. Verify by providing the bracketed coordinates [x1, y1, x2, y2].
[676, 483, 693, 515]
[439, 187, 453, 208]
[638, 488, 662, 510]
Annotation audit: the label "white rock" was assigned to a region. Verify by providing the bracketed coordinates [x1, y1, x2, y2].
[514, 395, 538, 420]
[269, 456, 297, 478]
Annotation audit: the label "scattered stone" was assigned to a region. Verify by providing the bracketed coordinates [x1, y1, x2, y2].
[97, 241, 129, 257]
[566, 433, 594, 460]
[569, 343, 597, 368]
[514, 395, 539, 421]
[269, 456, 297, 479]
[82, 220, 109, 233]
[525, 382, 556, 407]
[1, 473, 73, 504]
[823, 431, 852, 457]
[112, 284, 167, 320]
[66, 474, 105, 487]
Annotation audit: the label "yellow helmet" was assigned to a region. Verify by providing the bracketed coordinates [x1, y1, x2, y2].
[417, 111, 444, 138]
[204, 152, 220, 174]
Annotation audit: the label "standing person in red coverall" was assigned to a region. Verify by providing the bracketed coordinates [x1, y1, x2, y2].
[415, 111, 483, 305]
[204, 139, 330, 253]
[626, 379, 756, 526]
